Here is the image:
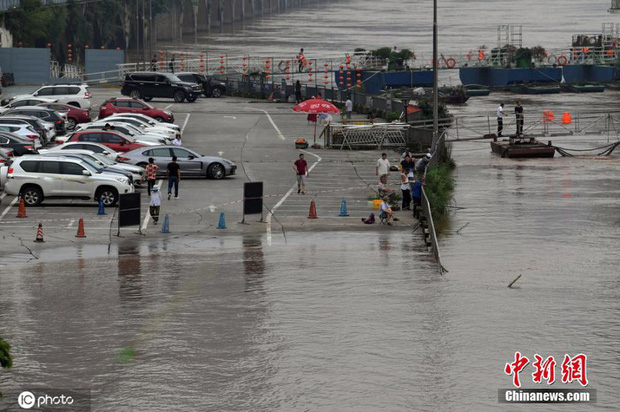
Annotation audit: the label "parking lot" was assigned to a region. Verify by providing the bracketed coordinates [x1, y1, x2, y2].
[0, 86, 415, 257]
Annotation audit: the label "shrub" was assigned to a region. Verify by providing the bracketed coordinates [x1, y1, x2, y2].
[424, 163, 455, 224]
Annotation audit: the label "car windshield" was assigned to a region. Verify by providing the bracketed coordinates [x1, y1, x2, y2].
[166, 74, 183, 83]
[91, 153, 114, 165]
[78, 157, 104, 172]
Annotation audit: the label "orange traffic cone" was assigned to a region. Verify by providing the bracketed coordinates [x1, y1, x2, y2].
[308, 200, 318, 219]
[34, 223, 45, 243]
[75, 218, 86, 238]
[16, 197, 27, 218]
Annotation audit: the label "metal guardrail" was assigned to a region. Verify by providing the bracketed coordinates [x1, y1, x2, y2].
[421, 132, 446, 275]
[446, 110, 620, 141]
[327, 123, 408, 150]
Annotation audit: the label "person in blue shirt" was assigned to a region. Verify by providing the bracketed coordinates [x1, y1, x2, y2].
[411, 175, 423, 218]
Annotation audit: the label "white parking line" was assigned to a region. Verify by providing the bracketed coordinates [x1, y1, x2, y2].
[0, 197, 18, 223]
[181, 113, 191, 134]
[164, 104, 172, 110]
[256, 109, 286, 140]
[266, 149, 321, 244]
[0, 193, 6, 201]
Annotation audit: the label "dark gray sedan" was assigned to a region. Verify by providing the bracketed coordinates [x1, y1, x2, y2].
[116, 145, 236, 179]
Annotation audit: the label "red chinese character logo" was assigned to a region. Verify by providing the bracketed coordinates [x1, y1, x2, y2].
[561, 353, 588, 386]
[532, 354, 556, 384]
[505, 352, 530, 388]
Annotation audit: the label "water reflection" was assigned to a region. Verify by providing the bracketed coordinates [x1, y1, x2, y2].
[243, 236, 265, 293]
[117, 244, 142, 303]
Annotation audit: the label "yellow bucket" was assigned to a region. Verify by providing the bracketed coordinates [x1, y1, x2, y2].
[373, 199, 382, 209]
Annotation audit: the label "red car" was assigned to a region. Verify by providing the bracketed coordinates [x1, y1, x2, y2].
[37, 102, 91, 130]
[98, 98, 175, 123]
[63, 131, 147, 153]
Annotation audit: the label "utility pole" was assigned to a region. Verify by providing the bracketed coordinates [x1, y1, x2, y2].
[432, 0, 439, 151]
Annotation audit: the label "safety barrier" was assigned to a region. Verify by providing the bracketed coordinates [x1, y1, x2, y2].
[420, 131, 446, 275]
[445, 109, 620, 141]
[327, 123, 408, 150]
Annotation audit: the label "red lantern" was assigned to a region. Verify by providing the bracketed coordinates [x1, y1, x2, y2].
[46, 43, 51, 48]
[339, 82, 344, 85]
[100, 46, 105, 49]
[85, 45, 90, 49]
[17, 42, 23, 47]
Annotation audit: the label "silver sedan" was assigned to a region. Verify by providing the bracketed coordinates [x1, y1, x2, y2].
[116, 145, 237, 179]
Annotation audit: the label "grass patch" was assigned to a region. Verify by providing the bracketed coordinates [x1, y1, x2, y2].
[424, 162, 455, 228]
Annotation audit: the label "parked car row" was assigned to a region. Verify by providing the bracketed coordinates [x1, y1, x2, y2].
[0, 83, 236, 208]
[119, 71, 227, 102]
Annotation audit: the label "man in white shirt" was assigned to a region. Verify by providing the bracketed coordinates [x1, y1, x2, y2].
[497, 103, 505, 137]
[376, 152, 391, 182]
[172, 134, 182, 146]
[345, 97, 353, 120]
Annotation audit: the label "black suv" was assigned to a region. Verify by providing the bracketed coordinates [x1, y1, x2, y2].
[121, 72, 202, 103]
[176, 72, 227, 98]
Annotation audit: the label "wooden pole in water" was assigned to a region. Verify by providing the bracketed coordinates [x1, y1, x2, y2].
[508, 274, 522, 288]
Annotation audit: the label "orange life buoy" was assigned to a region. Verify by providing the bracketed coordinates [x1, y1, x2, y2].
[557, 55, 568, 66]
[446, 57, 456, 69]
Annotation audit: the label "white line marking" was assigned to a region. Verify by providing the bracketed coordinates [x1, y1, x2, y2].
[180, 113, 191, 134]
[141, 179, 163, 232]
[223, 115, 237, 119]
[257, 109, 286, 140]
[0, 197, 18, 222]
[164, 104, 172, 110]
[266, 149, 322, 244]
[0, 193, 6, 201]
[67, 219, 76, 228]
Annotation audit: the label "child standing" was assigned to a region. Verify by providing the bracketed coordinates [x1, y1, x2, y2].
[150, 185, 162, 224]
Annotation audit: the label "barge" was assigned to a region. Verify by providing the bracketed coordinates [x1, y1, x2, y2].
[491, 137, 556, 158]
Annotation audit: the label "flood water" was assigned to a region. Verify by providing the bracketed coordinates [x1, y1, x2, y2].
[1, 153, 619, 410]
[186, 0, 613, 58]
[2, 1, 620, 410]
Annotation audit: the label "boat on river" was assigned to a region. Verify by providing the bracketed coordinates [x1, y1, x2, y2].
[491, 136, 556, 158]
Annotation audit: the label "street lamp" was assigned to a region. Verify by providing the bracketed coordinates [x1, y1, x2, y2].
[432, 0, 439, 151]
[402, 97, 410, 124]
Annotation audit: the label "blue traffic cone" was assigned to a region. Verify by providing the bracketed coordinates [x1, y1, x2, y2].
[161, 214, 170, 233]
[216, 212, 227, 229]
[97, 197, 106, 215]
[339, 198, 349, 216]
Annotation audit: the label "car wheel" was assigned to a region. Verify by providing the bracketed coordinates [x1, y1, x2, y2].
[173, 90, 185, 103]
[21, 186, 43, 206]
[211, 88, 222, 98]
[143, 96, 153, 102]
[67, 102, 80, 108]
[129, 89, 142, 100]
[137, 162, 147, 168]
[207, 163, 225, 180]
[67, 117, 77, 130]
[97, 187, 119, 207]
[186, 95, 197, 103]
[154, 116, 164, 122]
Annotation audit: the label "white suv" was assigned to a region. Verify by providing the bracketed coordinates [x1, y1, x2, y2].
[4, 156, 133, 206]
[12, 85, 92, 110]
